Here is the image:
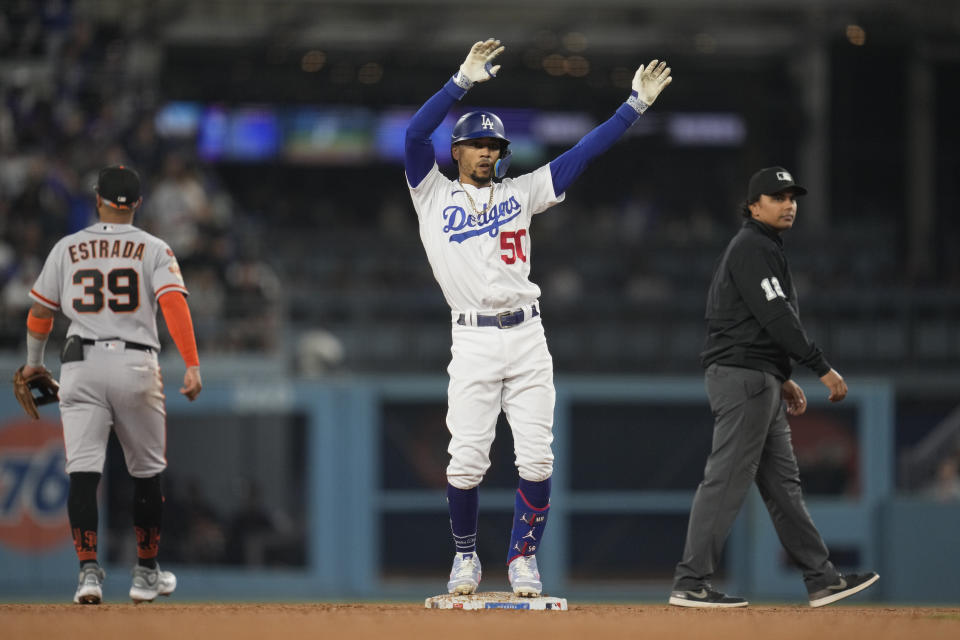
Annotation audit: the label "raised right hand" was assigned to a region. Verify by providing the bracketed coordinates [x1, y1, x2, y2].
[458, 39, 505, 85]
[819, 368, 847, 403]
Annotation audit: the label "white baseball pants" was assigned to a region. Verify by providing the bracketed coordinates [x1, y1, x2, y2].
[445, 315, 555, 489]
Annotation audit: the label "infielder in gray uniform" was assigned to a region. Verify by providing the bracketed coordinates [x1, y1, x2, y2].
[21, 165, 202, 604]
[669, 167, 878, 608]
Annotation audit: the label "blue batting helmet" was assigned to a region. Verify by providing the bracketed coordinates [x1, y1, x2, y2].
[451, 111, 512, 178]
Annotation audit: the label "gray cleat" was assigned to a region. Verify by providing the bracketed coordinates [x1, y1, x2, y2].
[129, 564, 177, 603]
[73, 564, 105, 605]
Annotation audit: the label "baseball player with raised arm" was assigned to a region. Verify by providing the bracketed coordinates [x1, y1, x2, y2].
[19, 165, 202, 604]
[405, 39, 672, 596]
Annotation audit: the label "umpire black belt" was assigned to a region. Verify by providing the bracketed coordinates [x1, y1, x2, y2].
[456, 304, 539, 329]
[81, 338, 154, 352]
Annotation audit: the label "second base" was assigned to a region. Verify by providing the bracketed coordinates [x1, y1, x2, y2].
[425, 591, 568, 610]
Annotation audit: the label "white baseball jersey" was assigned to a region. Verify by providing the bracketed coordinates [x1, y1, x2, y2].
[30, 222, 188, 347]
[408, 163, 561, 489]
[408, 163, 564, 312]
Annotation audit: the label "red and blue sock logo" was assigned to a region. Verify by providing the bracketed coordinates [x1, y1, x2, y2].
[507, 486, 550, 564]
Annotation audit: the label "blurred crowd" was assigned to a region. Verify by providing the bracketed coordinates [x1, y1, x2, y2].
[0, 2, 725, 371]
[0, 3, 282, 354]
[0, 3, 951, 378]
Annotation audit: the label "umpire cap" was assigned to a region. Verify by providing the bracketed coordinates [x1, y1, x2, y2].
[96, 165, 142, 209]
[747, 166, 808, 202]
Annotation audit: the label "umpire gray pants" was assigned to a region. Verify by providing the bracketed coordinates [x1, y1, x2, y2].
[672, 364, 840, 594]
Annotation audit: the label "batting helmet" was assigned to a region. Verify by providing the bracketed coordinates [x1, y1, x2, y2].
[451, 111, 512, 178]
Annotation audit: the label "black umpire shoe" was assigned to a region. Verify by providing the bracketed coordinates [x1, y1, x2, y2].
[808, 572, 879, 608]
[669, 587, 749, 608]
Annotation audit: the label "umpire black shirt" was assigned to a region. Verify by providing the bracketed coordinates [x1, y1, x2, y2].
[700, 218, 830, 382]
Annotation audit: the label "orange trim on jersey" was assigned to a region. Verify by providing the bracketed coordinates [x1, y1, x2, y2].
[26, 311, 54, 335]
[158, 291, 199, 367]
[155, 283, 188, 299]
[29, 289, 60, 309]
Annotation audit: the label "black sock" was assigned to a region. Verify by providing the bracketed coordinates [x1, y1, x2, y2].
[68, 472, 101, 567]
[133, 474, 163, 569]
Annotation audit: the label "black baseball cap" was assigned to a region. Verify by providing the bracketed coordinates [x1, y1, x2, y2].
[96, 165, 141, 209]
[747, 166, 808, 202]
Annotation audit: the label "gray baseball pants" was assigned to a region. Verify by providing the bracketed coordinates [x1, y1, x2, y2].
[673, 363, 840, 594]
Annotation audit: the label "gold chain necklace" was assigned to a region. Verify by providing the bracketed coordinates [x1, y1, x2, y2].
[458, 179, 495, 216]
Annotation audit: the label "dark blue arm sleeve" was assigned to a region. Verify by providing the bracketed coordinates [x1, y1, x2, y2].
[548, 103, 640, 196]
[404, 79, 468, 187]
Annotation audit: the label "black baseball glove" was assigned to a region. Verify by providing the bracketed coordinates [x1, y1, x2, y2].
[13, 366, 60, 420]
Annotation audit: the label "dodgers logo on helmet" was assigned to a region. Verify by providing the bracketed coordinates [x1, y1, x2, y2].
[451, 111, 509, 144]
[0, 420, 72, 552]
[451, 111, 512, 178]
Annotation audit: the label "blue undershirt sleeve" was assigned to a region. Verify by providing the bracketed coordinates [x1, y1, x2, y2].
[548, 103, 640, 196]
[404, 80, 468, 188]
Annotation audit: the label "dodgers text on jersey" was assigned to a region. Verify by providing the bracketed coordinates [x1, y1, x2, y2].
[443, 196, 522, 243]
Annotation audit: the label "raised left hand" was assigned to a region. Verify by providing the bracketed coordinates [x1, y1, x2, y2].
[631, 59, 673, 107]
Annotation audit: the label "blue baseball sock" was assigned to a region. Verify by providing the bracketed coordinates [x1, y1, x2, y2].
[507, 477, 551, 564]
[447, 484, 478, 554]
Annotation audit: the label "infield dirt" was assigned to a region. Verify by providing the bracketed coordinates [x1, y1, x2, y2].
[3, 603, 960, 640]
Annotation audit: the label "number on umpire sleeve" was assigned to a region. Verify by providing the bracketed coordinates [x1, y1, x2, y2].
[760, 277, 786, 301]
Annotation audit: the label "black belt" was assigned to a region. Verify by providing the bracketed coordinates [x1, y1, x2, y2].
[457, 304, 538, 329]
[81, 338, 154, 352]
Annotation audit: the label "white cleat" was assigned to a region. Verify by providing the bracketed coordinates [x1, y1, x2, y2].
[447, 552, 482, 595]
[508, 555, 542, 597]
[129, 564, 177, 603]
[73, 564, 105, 605]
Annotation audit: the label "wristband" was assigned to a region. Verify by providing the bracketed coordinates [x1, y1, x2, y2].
[627, 93, 650, 115]
[27, 312, 54, 335]
[452, 70, 474, 90]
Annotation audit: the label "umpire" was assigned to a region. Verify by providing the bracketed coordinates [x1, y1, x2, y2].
[668, 167, 878, 608]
